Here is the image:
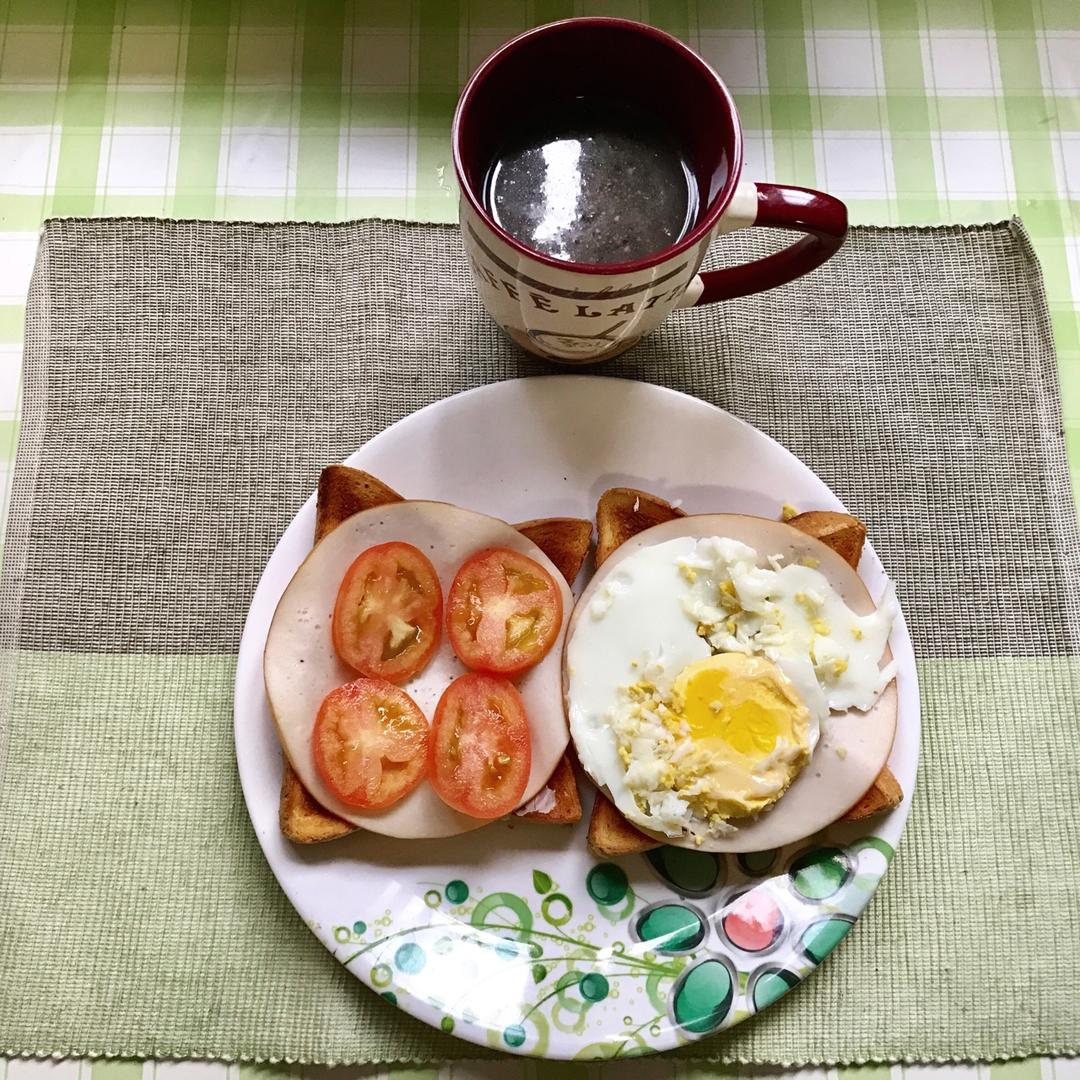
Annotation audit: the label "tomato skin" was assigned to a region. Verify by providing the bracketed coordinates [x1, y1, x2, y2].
[312, 678, 430, 810]
[430, 673, 532, 819]
[446, 547, 563, 676]
[332, 541, 442, 683]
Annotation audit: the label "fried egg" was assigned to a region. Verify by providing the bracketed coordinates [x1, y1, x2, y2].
[564, 514, 899, 852]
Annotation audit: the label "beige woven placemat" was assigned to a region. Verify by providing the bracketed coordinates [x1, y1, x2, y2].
[1, 217, 1078, 1065]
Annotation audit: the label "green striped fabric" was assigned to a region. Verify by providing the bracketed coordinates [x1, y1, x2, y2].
[1, 2, 1080, 1077]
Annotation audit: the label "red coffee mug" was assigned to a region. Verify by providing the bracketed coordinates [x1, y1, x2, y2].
[453, 17, 846, 365]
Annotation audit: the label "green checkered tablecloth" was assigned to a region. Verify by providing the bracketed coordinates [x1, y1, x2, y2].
[1, 1, 1078, 1078]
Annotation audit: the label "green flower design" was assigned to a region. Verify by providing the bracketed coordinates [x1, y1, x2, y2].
[332, 837, 895, 1058]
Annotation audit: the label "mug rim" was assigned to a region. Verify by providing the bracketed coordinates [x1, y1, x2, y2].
[451, 16, 745, 277]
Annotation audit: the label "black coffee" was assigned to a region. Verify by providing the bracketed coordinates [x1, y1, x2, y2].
[482, 98, 697, 265]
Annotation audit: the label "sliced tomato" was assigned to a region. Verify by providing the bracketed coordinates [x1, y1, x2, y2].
[446, 547, 563, 675]
[312, 678, 430, 809]
[332, 541, 442, 683]
[430, 673, 531, 819]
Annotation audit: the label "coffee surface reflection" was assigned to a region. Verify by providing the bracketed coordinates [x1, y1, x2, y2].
[482, 98, 698, 266]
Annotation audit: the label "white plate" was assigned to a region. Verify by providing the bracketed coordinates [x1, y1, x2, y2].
[234, 376, 920, 1060]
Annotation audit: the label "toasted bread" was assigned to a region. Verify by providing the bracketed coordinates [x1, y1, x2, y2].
[280, 763, 354, 843]
[514, 517, 593, 587]
[585, 489, 683, 858]
[280, 466, 402, 844]
[511, 518, 591, 827]
[588, 792, 658, 857]
[840, 758, 904, 820]
[314, 465, 404, 543]
[595, 487, 686, 567]
[584, 490, 901, 859]
[279, 465, 590, 842]
[787, 510, 866, 571]
[517, 753, 583, 824]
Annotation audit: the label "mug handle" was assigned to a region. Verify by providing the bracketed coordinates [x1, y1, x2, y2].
[677, 180, 847, 306]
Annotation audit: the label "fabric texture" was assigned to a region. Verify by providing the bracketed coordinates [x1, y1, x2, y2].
[1, 217, 1078, 1065]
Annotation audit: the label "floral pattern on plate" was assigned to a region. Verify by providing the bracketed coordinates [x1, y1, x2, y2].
[329, 834, 894, 1058]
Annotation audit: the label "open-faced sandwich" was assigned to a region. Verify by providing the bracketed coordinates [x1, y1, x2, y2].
[264, 468, 902, 852]
[266, 465, 588, 841]
[571, 488, 901, 855]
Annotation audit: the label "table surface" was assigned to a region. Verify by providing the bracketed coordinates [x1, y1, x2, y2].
[1, 1, 1078, 1077]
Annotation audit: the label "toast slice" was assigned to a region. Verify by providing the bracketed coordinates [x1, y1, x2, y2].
[279, 466, 403, 843]
[584, 490, 902, 858]
[595, 487, 686, 566]
[280, 761, 355, 843]
[516, 753, 583, 824]
[585, 490, 688, 858]
[842, 763, 903, 821]
[279, 465, 590, 842]
[512, 518, 591, 826]
[786, 510, 867, 571]
[515, 517, 593, 587]
[314, 465, 405, 543]
[587, 793, 659, 856]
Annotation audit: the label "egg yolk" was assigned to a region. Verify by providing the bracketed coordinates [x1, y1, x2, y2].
[678, 654, 803, 756]
[668, 653, 812, 821]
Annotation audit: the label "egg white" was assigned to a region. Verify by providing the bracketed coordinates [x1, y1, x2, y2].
[566, 536, 710, 810]
[678, 535, 898, 728]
